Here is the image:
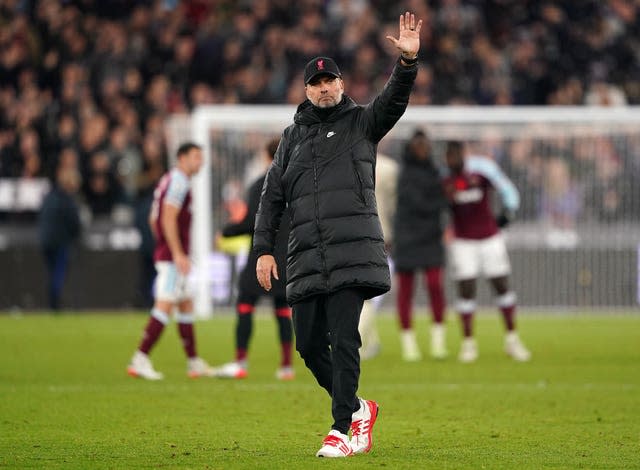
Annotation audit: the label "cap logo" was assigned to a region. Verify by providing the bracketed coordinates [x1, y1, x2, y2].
[317, 59, 324, 70]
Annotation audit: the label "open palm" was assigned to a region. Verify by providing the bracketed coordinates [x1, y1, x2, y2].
[386, 11, 422, 57]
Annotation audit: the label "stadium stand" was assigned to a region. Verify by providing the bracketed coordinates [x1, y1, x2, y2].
[0, 0, 638, 309]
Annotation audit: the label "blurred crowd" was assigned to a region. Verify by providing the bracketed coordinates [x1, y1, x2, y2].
[0, 0, 639, 223]
[473, 133, 640, 227]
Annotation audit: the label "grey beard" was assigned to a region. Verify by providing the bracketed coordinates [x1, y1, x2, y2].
[315, 91, 343, 108]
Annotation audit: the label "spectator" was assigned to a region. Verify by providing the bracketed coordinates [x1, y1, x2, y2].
[17, 128, 43, 178]
[502, 139, 542, 221]
[585, 80, 628, 106]
[38, 166, 82, 310]
[82, 151, 125, 218]
[587, 155, 627, 222]
[108, 126, 141, 200]
[541, 157, 582, 231]
[136, 135, 166, 199]
[78, 114, 109, 170]
[0, 122, 16, 177]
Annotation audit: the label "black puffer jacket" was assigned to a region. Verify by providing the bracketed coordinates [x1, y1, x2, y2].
[254, 59, 417, 304]
[393, 148, 447, 271]
[223, 174, 289, 299]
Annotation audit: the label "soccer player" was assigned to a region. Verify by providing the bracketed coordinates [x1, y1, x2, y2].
[254, 12, 422, 458]
[212, 138, 294, 380]
[442, 141, 531, 363]
[126, 142, 216, 380]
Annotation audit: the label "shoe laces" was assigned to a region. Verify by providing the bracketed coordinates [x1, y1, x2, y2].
[351, 417, 370, 438]
[322, 434, 351, 454]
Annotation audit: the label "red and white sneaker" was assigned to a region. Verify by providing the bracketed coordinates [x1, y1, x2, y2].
[316, 430, 353, 458]
[187, 357, 216, 378]
[275, 366, 295, 381]
[505, 332, 531, 362]
[127, 351, 164, 380]
[350, 398, 379, 454]
[211, 361, 248, 379]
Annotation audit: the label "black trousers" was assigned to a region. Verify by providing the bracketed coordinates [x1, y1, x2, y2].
[292, 288, 364, 434]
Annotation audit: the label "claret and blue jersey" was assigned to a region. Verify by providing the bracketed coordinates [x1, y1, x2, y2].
[151, 168, 193, 262]
[443, 156, 519, 240]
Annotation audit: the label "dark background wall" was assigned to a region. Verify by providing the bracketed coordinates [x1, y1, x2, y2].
[0, 247, 636, 310]
[0, 248, 142, 310]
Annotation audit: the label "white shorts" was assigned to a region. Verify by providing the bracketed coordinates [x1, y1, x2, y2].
[449, 234, 511, 281]
[154, 261, 192, 302]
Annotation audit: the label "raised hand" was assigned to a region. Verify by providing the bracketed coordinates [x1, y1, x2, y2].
[386, 11, 422, 59]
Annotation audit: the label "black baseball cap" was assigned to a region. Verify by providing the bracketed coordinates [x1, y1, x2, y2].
[304, 56, 342, 84]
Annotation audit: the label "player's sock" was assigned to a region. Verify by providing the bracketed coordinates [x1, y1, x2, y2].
[176, 312, 196, 358]
[275, 307, 293, 367]
[461, 315, 473, 337]
[279, 341, 292, 367]
[396, 271, 415, 330]
[236, 348, 247, 362]
[496, 291, 517, 331]
[236, 303, 254, 362]
[425, 267, 445, 324]
[139, 308, 169, 354]
[457, 299, 476, 337]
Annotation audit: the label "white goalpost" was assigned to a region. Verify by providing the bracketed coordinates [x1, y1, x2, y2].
[166, 106, 640, 317]
[166, 107, 297, 318]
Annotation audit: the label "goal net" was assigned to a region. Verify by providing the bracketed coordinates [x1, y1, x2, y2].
[166, 106, 640, 317]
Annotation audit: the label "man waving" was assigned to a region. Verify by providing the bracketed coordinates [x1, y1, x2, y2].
[254, 11, 422, 458]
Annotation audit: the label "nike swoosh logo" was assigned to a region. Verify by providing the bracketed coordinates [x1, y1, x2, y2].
[327, 131, 336, 138]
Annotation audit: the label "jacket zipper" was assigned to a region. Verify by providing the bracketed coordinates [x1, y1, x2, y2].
[311, 129, 329, 285]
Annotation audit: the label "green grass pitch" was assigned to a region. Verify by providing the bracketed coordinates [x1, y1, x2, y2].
[0, 311, 638, 469]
